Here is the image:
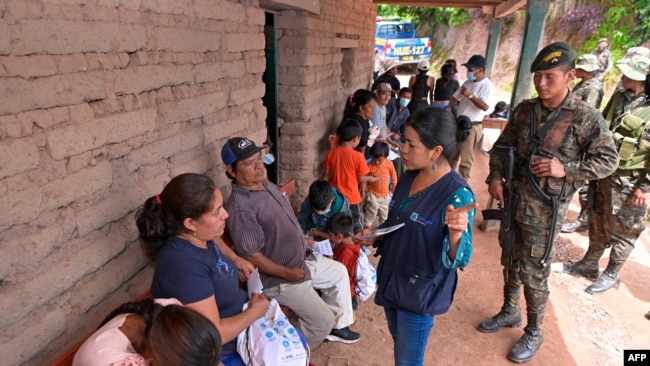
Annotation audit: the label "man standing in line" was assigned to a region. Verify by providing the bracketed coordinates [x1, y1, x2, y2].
[372, 59, 401, 94]
[563, 55, 650, 294]
[479, 42, 618, 363]
[592, 38, 612, 82]
[560, 54, 604, 233]
[449, 54, 494, 181]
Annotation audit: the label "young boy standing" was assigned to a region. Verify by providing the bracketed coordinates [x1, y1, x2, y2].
[325, 119, 378, 234]
[363, 141, 397, 228]
[326, 212, 361, 309]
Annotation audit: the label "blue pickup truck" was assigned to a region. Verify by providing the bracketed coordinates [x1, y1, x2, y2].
[375, 18, 432, 64]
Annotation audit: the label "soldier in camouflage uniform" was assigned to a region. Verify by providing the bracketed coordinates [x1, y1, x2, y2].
[563, 55, 650, 294]
[480, 42, 619, 363]
[561, 54, 604, 233]
[612, 47, 650, 94]
[592, 38, 612, 82]
[571, 54, 604, 109]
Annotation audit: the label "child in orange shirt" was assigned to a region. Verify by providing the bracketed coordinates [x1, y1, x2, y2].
[363, 141, 397, 228]
[325, 119, 378, 233]
[326, 212, 361, 310]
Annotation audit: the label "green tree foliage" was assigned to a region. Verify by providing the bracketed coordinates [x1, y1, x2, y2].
[633, 0, 650, 45]
[567, 0, 650, 59]
[376, 5, 470, 33]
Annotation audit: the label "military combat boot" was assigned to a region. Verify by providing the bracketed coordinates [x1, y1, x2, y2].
[585, 260, 623, 294]
[478, 285, 522, 333]
[563, 259, 599, 279]
[560, 209, 589, 233]
[508, 313, 544, 363]
[563, 247, 602, 279]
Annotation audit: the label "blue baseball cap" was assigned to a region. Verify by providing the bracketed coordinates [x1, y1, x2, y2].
[462, 55, 486, 69]
[221, 137, 264, 166]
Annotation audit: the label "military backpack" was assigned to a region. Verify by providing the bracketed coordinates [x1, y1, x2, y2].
[611, 104, 650, 172]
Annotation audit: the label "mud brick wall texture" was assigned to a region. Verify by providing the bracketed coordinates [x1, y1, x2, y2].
[0, 0, 374, 364]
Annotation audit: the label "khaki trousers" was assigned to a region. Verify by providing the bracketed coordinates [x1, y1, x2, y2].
[456, 123, 483, 180]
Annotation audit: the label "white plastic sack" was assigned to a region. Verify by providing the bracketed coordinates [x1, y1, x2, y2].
[355, 250, 377, 301]
[237, 299, 309, 366]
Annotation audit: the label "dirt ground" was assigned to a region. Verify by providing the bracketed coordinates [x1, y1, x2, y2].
[309, 149, 650, 366]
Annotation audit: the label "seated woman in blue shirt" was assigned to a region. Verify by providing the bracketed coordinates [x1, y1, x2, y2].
[135, 173, 270, 366]
[362, 108, 477, 366]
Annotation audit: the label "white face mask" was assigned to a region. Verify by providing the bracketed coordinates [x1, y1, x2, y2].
[314, 199, 333, 215]
[263, 153, 275, 165]
[467, 71, 477, 81]
[314, 207, 331, 216]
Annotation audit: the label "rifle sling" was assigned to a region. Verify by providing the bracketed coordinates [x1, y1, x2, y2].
[525, 102, 574, 266]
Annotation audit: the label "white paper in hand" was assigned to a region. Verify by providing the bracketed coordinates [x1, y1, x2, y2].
[353, 223, 406, 240]
[313, 239, 334, 256]
[247, 268, 264, 299]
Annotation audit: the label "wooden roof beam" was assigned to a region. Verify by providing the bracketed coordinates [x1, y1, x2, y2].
[494, 0, 526, 18]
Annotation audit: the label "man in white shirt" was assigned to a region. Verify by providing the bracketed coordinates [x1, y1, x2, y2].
[449, 54, 494, 180]
[371, 83, 394, 140]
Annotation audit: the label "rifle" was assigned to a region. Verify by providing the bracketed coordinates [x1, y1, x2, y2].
[482, 145, 517, 276]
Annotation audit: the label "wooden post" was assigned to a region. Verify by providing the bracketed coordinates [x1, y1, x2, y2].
[484, 18, 503, 79]
[509, 0, 551, 108]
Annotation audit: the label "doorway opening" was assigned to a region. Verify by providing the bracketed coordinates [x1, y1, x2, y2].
[263, 11, 279, 183]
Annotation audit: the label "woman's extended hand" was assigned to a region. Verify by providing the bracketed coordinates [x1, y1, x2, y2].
[248, 292, 270, 317]
[445, 203, 479, 238]
[234, 257, 256, 281]
[353, 227, 376, 247]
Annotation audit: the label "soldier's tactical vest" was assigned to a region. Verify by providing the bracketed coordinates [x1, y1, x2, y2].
[517, 102, 575, 200]
[611, 104, 650, 172]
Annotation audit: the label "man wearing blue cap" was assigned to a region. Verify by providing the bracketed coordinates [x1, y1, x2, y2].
[449, 54, 494, 181]
[221, 137, 361, 350]
[481, 42, 618, 363]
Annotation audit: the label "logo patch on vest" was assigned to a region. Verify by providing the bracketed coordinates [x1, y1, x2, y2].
[410, 212, 432, 226]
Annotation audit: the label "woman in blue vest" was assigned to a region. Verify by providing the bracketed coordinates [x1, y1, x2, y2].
[371, 108, 477, 365]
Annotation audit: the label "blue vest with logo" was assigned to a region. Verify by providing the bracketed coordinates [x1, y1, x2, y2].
[375, 170, 470, 315]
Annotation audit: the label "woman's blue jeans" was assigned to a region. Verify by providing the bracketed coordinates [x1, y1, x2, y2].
[384, 305, 435, 366]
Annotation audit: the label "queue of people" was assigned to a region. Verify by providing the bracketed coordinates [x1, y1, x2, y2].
[72, 40, 650, 366]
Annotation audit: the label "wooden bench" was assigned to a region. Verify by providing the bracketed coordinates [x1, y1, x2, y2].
[51, 290, 152, 366]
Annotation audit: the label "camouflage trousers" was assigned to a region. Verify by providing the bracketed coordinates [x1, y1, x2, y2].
[585, 175, 647, 264]
[500, 211, 567, 317]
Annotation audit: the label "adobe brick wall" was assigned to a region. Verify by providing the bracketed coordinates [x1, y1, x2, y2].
[0, 0, 374, 364]
[276, 0, 376, 199]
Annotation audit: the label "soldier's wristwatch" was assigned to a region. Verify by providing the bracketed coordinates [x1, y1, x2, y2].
[468, 94, 474, 99]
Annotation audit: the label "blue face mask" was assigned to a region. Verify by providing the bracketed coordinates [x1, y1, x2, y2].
[467, 71, 477, 81]
[264, 153, 275, 165]
[399, 97, 410, 107]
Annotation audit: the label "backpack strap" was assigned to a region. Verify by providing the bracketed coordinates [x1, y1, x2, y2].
[605, 91, 622, 128]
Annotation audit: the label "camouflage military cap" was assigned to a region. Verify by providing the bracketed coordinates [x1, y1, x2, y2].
[625, 47, 650, 59]
[530, 42, 575, 72]
[575, 54, 599, 72]
[616, 55, 650, 81]
[597, 38, 608, 44]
